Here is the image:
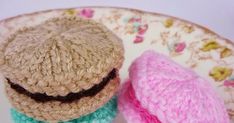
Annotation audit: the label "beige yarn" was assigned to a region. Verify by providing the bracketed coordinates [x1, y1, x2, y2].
[5, 76, 120, 122]
[0, 17, 124, 96]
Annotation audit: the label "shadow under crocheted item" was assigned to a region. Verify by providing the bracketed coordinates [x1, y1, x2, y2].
[11, 96, 117, 123]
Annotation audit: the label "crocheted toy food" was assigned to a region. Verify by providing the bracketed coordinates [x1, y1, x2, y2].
[0, 17, 124, 122]
[118, 50, 230, 123]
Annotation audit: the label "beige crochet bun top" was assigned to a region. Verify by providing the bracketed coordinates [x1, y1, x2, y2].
[0, 17, 124, 96]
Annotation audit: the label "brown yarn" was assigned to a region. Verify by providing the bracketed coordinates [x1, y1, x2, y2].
[0, 17, 124, 96]
[1, 17, 124, 122]
[5, 76, 120, 122]
[7, 68, 116, 103]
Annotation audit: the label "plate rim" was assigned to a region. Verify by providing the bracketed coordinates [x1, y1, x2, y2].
[0, 6, 233, 46]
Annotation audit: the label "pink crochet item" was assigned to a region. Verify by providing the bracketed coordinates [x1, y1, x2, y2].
[118, 50, 230, 123]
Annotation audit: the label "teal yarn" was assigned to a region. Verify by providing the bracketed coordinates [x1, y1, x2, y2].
[11, 96, 117, 123]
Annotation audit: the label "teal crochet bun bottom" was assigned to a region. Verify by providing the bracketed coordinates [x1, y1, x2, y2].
[11, 96, 117, 123]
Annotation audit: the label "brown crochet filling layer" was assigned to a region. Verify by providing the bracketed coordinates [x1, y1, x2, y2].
[7, 69, 116, 103]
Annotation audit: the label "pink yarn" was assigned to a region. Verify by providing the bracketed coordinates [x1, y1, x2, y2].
[118, 50, 230, 123]
[118, 80, 161, 123]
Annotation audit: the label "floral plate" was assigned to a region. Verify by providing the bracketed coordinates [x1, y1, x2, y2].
[0, 7, 233, 122]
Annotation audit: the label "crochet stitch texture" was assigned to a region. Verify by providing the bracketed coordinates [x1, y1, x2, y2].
[0, 17, 124, 122]
[0, 17, 124, 96]
[118, 50, 229, 123]
[11, 96, 118, 123]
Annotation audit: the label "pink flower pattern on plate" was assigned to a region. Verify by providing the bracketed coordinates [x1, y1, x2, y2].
[174, 42, 186, 53]
[79, 8, 94, 18]
[224, 77, 234, 87]
[134, 35, 144, 43]
[124, 17, 148, 44]
[138, 24, 148, 35]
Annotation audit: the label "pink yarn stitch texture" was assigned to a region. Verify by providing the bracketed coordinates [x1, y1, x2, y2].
[118, 80, 161, 123]
[118, 50, 230, 123]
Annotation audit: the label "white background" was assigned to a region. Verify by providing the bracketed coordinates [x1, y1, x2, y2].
[0, 0, 233, 123]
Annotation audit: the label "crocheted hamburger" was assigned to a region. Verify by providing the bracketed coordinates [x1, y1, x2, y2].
[0, 17, 124, 122]
[118, 51, 230, 123]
